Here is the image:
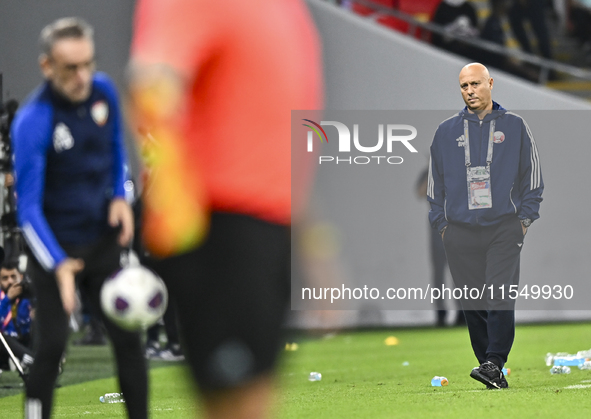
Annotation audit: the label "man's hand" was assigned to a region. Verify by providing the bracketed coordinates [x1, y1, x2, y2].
[109, 198, 134, 247]
[522, 224, 528, 235]
[55, 258, 84, 315]
[6, 283, 22, 300]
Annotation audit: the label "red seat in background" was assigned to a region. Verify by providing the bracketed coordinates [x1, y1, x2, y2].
[398, 0, 441, 40]
[367, 0, 396, 6]
[351, 0, 441, 40]
[351, 2, 375, 16]
[351, 0, 441, 19]
[375, 14, 411, 34]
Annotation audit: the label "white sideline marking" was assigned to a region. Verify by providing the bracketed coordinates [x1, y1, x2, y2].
[563, 384, 591, 389]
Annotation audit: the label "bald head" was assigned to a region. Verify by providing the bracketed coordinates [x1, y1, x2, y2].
[459, 63, 494, 116]
[460, 63, 490, 80]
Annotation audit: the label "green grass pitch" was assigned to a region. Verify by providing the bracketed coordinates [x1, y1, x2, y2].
[2, 323, 591, 418]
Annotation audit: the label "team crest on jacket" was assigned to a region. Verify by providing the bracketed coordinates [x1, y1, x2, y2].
[53, 123, 74, 153]
[91, 100, 109, 126]
[493, 131, 505, 143]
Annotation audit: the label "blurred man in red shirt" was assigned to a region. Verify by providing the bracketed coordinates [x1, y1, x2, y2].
[126, 1, 323, 418]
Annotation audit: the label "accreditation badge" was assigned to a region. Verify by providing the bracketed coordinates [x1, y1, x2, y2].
[466, 166, 492, 210]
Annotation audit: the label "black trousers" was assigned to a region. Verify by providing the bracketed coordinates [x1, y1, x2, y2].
[443, 216, 524, 367]
[25, 233, 147, 419]
[0, 333, 34, 368]
[155, 212, 290, 392]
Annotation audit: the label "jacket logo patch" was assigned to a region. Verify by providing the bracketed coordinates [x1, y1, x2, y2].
[456, 134, 467, 147]
[91, 100, 109, 126]
[493, 131, 505, 143]
[53, 123, 74, 153]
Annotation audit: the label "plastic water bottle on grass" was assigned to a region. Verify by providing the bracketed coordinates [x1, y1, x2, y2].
[553, 356, 585, 367]
[545, 352, 569, 366]
[308, 372, 322, 381]
[100, 393, 125, 403]
[550, 366, 571, 375]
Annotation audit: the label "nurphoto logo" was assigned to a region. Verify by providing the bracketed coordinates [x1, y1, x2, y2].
[302, 119, 418, 165]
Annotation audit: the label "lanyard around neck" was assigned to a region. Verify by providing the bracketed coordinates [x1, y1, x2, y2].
[463, 118, 495, 167]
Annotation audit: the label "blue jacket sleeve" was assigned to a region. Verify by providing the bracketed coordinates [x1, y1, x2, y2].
[96, 74, 128, 199]
[517, 118, 543, 222]
[16, 299, 32, 338]
[12, 103, 68, 271]
[0, 295, 11, 332]
[427, 128, 448, 232]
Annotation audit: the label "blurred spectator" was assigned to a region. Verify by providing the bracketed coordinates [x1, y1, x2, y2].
[567, 0, 591, 50]
[508, 0, 553, 60]
[480, 0, 540, 81]
[0, 259, 35, 371]
[432, 0, 481, 60]
[553, 0, 569, 30]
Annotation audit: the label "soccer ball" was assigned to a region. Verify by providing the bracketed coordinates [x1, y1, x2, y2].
[100, 266, 168, 331]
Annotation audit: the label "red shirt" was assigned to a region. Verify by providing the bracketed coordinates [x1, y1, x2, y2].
[131, 0, 323, 225]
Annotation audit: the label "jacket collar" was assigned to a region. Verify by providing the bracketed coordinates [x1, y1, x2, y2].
[460, 101, 506, 122]
[44, 80, 91, 108]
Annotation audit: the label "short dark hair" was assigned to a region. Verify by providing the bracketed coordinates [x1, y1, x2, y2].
[1, 259, 20, 273]
[39, 17, 94, 56]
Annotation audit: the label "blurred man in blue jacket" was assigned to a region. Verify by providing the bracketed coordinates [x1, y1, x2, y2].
[12, 17, 146, 419]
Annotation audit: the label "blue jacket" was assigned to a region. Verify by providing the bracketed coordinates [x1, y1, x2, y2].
[0, 290, 32, 339]
[428, 102, 543, 232]
[12, 72, 128, 271]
